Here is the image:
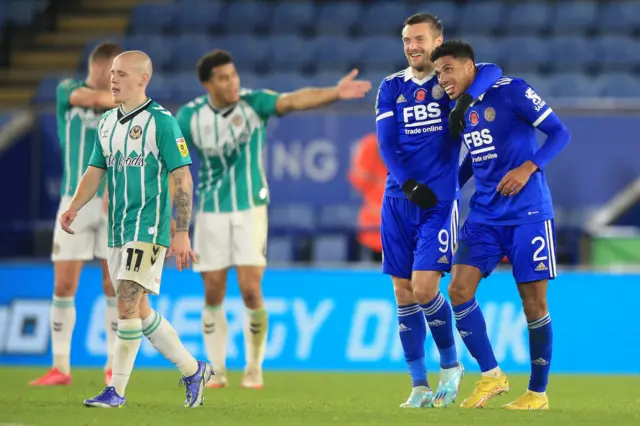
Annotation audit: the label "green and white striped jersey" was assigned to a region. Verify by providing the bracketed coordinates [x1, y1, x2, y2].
[176, 89, 279, 213]
[56, 79, 106, 197]
[89, 99, 192, 248]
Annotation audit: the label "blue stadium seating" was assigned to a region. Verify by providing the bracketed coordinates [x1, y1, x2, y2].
[34, 0, 640, 104]
[316, 2, 361, 35]
[596, 73, 640, 98]
[312, 235, 349, 263]
[459, 2, 504, 34]
[318, 204, 359, 232]
[506, 2, 552, 34]
[267, 236, 295, 262]
[552, 1, 598, 34]
[601, 1, 640, 34]
[269, 204, 315, 234]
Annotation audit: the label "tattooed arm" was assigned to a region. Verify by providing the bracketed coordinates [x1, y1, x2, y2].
[167, 165, 197, 271]
[171, 165, 193, 232]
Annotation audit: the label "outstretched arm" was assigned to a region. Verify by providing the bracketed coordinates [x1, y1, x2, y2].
[70, 87, 118, 109]
[275, 69, 372, 115]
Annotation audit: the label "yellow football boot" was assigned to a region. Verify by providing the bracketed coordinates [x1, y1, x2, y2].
[459, 371, 510, 408]
[503, 390, 549, 410]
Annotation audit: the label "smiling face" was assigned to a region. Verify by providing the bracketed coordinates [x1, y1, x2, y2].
[202, 62, 241, 106]
[402, 22, 443, 73]
[434, 55, 476, 100]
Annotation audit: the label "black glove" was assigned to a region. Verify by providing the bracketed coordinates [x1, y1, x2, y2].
[448, 93, 474, 137]
[401, 178, 438, 209]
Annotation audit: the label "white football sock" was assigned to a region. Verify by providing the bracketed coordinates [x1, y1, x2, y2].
[482, 366, 502, 378]
[202, 304, 228, 372]
[51, 296, 75, 375]
[104, 297, 118, 371]
[244, 307, 268, 370]
[142, 310, 198, 377]
[109, 318, 143, 396]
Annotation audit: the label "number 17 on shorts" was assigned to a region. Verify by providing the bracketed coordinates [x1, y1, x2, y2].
[107, 241, 167, 295]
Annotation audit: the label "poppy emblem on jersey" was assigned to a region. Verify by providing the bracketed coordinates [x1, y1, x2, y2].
[484, 107, 496, 122]
[414, 88, 427, 102]
[176, 137, 189, 158]
[232, 115, 244, 127]
[431, 85, 444, 100]
[129, 125, 142, 140]
[469, 111, 480, 126]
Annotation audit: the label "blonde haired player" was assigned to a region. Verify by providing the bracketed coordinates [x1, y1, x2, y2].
[30, 42, 122, 387]
[177, 49, 371, 389]
[61, 50, 212, 408]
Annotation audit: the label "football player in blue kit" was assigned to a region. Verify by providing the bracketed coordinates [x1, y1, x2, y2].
[375, 13, 503, 408]
[431, 41, 571, 410]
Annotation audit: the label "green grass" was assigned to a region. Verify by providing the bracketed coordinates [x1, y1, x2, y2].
[0, 368, 639, 425]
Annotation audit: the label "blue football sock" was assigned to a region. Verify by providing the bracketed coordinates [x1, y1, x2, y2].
[398, 304, 428, 388]
[421, 292, 458, 369]
[527, 313, 553, 393]
[453, 298, 498, 372]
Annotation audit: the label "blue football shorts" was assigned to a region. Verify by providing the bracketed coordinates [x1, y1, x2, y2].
[381, 196, 459, 279]
[453, 219, 558, 283]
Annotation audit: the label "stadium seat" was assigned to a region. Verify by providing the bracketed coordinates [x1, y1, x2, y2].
[359, 3, 408, 36]
[268, 204, 315, 234]
[461, 36, 503, 65]
[595, 36, 640, 72]
[171, 34, 215, 71]
[595, 73, 640, 98]
[357, 36, 404, 71]
[266, 236, 295, 262]
[312, 35, 357, 73]
[423, 2, 459, 33]
[601, 1, 640, 34]
[317, 2, 361, 35]
[173, 0, 226, 33]
[270, 1, 316, 35]
[147, 74, 171, 103]
[206, 35, 271, 72]
[313, 71, 345, 88]
[129, 3, 175, 34]
[80, 36, 124, 65]
[222, 0, 272, 33]
[32, 75, 72, 104]
[503, 36, 550, 73]
[516, 73, 551, 98]
[317, 204, 359, 232]
[548, 36, 596, 72]
[168, 72, 203, 104]
[7, 0, 41, 26]
[262, 72, 309, 93]
[547, 73, 596, 97]
[459, 2, 505, 34]
[312, 235, 349, 263]
[268, 35, 314, 73]
[551, 1, 598, 34]
[123, 35, 171, 71]
[505, 2, 552, 34]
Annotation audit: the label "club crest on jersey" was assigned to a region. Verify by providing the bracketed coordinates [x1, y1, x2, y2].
[469, 111, 480, 126]
[414, 88, 427, 102]
[231, 114, 244, 127]
[129, 125, 142, 140]
[431, 85, 444, 100]
[176, 137, 189, 157]
[484, 107, 496, 122]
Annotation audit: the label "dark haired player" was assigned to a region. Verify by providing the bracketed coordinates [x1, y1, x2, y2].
[432, 40, 570, 410]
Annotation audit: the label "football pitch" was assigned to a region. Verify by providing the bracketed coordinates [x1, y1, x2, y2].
[0, 368, 638, 426]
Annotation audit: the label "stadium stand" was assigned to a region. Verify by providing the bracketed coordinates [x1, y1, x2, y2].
[3, 0, 640, 263]
[18, 0, 640, 107]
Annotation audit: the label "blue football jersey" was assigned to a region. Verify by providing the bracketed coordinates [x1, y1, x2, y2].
[462, 77, 555, 225]
[375, 67, 460, 201]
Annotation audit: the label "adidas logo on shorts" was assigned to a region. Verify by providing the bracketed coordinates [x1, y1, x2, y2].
[535, 262, 548, 271]
[437, 255, 449, 264]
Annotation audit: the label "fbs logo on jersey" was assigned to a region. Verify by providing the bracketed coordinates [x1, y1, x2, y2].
[176, 137, 189, 157]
